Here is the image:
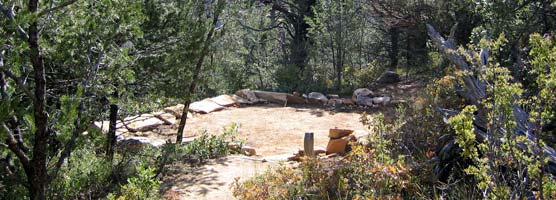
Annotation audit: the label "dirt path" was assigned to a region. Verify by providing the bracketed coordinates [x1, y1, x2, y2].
[151, 104, 367, 199]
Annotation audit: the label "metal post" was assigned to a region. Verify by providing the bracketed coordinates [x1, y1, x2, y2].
[304, 132, 314, 157]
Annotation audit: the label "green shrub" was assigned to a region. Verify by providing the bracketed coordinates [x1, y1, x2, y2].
[107, 164, 161, 200]
[232, 113, 417, 199]
[156, 123, 242, 178]
[354, 62, 383, 88]
[48, 143, 112, 199]
[439, 34, 556, 199]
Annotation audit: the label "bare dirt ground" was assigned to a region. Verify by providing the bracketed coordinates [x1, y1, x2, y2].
[146, 104, 368, 199]
[122, 80, 424, 199]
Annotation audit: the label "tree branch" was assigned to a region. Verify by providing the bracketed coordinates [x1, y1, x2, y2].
[7, 116, 29, 153]
[0, 2, 30, 40]
[0, 68, 37, 103]
[38, 0, 54, 34]
[0, 52, 7, 99]
[426, 24, 486, 104]
[1, 123, 30, 172]
[38, 0, 77, 16]
[236, 18, 283, 32]
[427, 23, 556, 176]
[47, 115, 84, 183]
[0, 155, 16, 179]
[259, 0, 297, 20]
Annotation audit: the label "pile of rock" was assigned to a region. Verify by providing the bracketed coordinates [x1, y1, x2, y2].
[287, 147, 327, 161]
[93, 94, 254, 148]
[286, 128, 357, 162]
[93, 83, 396, 149]
[325, 128, 356, 154]
[234, 89, 391, 109]
[352, 88, 392, 108]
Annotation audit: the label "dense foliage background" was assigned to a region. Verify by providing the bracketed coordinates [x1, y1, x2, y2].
[1, 0, 555, 199]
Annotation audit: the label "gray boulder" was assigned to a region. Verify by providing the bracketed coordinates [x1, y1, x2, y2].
[356, 96, 374, 106]
[235, 89, 260, 102]
[377, 71, 400, 84]
[307, 92, 328, 105]
[372, 96, 392, 106]
[353, 88, 375, 99]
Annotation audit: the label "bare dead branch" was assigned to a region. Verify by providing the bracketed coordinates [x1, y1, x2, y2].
[427, 23, 556, 176]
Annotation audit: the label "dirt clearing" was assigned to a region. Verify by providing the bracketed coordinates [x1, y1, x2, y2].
[150, 104, 367, 199]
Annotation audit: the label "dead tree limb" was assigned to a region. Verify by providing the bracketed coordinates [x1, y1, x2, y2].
[426, 24, 556, 176]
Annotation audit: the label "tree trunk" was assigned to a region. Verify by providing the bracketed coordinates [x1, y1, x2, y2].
[106, 104, 118, 161]
[291, 24, 310, 89]
[176, 98, 193, 143]
[405, 31, 412, 78]
[335, 7, 344, 91]
[176, 0, 224, 144]
[0, 53, 7, 99]
[28, 0, 49, 198]
[389, 27, 399, 70]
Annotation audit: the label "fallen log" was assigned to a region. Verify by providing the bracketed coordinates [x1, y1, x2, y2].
[426, 24, 556, 176]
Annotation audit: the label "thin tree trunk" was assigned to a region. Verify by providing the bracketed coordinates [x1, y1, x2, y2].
[0, 53, 7, 99]
[28, 0, 49, 198]
[389, 27, 399, 70]
[406, 31, 412, 79]
[176, 0, 224, 144]
[335, 9, 343, 91]
[106, 104, 118, 161]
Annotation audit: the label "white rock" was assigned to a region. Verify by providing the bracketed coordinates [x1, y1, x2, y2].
[126, 116, 165, 132]
[119, 136, 166, 148]
[189, 99, 225, 114]
[211, 94, 239, 107]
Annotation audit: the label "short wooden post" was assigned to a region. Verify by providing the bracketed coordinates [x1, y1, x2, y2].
[304, 132, 314, 157]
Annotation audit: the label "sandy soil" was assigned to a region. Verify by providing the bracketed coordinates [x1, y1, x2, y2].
[147, 104, 368, 199]
[136, 104, 368, 156]
[125, 80, 424, 199]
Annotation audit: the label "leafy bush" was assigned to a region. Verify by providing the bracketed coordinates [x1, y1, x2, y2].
[232, 144, 414, 199]
[44, 123, 242, 199]
[107, 164, 161, 200]
[436, 34, 556, 199]
[49, 148, 112, 199]
[233, 113, 416, 199]
[354, 62, 383, 88]
[163, 123, 241, 165]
